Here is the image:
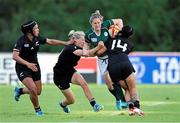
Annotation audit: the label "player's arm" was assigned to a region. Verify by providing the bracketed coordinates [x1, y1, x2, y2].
[95, 46, 107, 56]
[12, 51, 38, 72]
[73, 49, 84, 56]
[46, 38, 73, 46]
[88, 41, 106, 57]
[82, 42, 91, 57]
[112, 18, 123, 30]
[74, 42, 104, 57]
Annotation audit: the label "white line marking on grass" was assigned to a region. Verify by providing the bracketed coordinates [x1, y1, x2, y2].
[146, 101, 166, 107]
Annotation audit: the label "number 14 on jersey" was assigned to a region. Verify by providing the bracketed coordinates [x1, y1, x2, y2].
[111, 39, 128, 52]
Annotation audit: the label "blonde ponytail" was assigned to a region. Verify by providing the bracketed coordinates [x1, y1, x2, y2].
[68, 30, 85, 40]
[89, 10, 103, 24]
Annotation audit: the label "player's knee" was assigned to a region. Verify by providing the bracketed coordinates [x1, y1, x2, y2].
[29, 87, 38, 95]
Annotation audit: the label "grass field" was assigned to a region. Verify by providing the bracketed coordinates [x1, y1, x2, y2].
[0, 84, 180, 122]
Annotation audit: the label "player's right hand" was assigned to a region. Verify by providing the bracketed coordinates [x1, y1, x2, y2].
[26, 63, 38, 72]
[98, 41, 104, 49]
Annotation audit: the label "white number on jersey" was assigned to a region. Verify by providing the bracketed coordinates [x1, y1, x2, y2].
[111, 39, 128, 52]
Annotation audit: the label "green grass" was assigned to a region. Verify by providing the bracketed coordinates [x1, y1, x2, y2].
[0, 84, 180, 122]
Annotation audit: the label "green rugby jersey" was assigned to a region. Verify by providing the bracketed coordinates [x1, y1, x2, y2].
[85, 20, 114, 48]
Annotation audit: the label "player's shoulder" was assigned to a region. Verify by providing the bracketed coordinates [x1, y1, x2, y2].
[85, 28, 93, 36]
[85, 28, 95, 41]
[102, 20, 113, 27]
[65, 44, 76, 50]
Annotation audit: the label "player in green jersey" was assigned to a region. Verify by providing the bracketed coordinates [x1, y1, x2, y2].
[83, 10, 127, 110]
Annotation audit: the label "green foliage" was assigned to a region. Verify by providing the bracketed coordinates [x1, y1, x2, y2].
[0, 0, 179, 52]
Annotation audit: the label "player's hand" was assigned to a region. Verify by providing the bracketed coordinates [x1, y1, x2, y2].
[97, 41, 104, 49]
[26, 63, 38, 72]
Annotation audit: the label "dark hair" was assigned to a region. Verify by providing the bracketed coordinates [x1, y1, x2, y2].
[119, 25, 133, 38]
[21, 20, 37, 34]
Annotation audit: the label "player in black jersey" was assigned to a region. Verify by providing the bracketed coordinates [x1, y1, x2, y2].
[53, 30, 104, 113]
[12, 20, 71, 116]
[107, 25, 144, 116]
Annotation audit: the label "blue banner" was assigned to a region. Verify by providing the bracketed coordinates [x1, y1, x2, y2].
[129, 52, 180, 84]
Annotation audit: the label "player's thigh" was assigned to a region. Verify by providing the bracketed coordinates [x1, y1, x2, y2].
[22, 77, 37, 93]
[98, 58, 108, 76]
[125, 72, 137, 89]
[71, 72, 87, 86]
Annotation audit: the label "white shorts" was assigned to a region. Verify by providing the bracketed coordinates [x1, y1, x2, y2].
[98, 55, 108, 76]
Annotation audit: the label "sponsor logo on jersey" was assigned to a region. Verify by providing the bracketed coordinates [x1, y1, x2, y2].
[58, 85, 63, 89]
[24, 44, 29, 47]
[104, 32, 108, 36]
[20, 72, 24, 77]
[91, 38, 97, 42]
[35, 41, 39, 46]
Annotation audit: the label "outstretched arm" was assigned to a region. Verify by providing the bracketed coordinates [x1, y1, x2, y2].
[73, 41, 105, 57]
[46, 38, 73, 46]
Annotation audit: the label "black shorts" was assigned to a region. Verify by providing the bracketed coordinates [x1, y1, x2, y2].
[53, 67, 76, 90]
[15, 63, 41, 81]
[108, 61, 135, 82]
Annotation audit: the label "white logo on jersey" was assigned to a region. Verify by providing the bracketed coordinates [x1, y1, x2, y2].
[20, 72, 24, 77]
[104, 32, 108, 36]
[35, 41, 39, 46]
[58, 85, 63, 89]
[91, 38, 97, 42]
[31, 47, 34, 50]
[24, 44, 29, 47]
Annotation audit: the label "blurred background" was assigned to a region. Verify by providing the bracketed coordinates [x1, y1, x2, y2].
[0, 0, 179, 85]
[0, 1, 180, 121]
[0, 0, 179, 52]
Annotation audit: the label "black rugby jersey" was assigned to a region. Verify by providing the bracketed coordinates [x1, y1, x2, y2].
[13, 35, 47, 63]
[54, 44, 81, 70]
[107, 36, 134, 55]
[107, 36, 134, 63]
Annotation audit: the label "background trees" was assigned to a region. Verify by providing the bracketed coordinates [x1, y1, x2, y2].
[0, 0, 179, 52]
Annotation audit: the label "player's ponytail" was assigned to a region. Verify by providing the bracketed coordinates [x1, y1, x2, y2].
[68, 30, 75, 39]
[89, 10, 103, 24]
[68, 30, 85, 40]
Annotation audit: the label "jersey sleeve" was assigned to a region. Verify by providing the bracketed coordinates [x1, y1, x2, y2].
[102, 20, 114, 28]
[38, 36, 47, 44]
[85, 31, 91, 43]
[64, 45, 77, 53]
[13, 39, 23, 52]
